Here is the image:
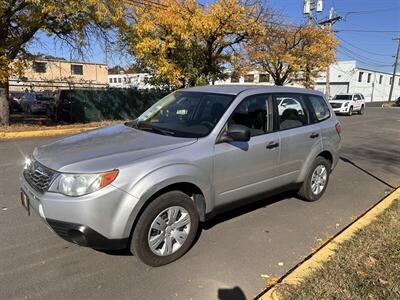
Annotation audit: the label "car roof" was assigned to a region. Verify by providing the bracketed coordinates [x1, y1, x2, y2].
[182, 85, 324, 96]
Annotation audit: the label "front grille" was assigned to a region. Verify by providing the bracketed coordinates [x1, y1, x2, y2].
[330, 103, 342, 109]
[23, 159, 55, 193]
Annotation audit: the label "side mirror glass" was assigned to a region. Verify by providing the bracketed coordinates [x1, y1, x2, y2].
[226, 124, 251, 142]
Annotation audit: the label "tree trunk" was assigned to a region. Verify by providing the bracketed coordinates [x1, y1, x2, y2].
[0, 79, 10, 126]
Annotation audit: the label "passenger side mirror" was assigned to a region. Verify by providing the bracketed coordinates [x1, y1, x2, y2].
[226, 124, 251, 142]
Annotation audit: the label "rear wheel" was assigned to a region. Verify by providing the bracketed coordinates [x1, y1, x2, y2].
[359, 105, 365, 115]
[131, 191, 199, 266]
[298, 156, 331, 202]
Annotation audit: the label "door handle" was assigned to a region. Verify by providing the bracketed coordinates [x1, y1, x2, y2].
[310, 132, 320, 139]
[266, 141, 279, 149]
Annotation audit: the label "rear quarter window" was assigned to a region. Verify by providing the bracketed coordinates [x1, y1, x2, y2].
[308, 95, 331, 122]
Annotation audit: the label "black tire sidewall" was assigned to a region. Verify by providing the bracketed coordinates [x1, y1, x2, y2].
[301, 157, 331, 202]
[131, 191, 199, 267]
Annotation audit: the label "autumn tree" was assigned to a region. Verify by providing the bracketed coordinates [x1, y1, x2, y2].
[123, 0, 263, 88]
[247, 23, 338, 88]
[0, 0, 127, 125]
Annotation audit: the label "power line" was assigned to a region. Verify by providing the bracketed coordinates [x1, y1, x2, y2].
[336, 35, 393, 57]
[336, 29, 400, 33]
[339, 44, 392, 65]
[338, 45, 392, 68]
[342, 7, 400, 16]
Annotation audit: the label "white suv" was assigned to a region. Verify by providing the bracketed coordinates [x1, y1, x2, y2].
[329, 94, 365, 116]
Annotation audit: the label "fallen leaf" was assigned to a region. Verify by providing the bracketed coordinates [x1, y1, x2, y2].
[379, 278, 388, 285]
[278, 262, 284, 266]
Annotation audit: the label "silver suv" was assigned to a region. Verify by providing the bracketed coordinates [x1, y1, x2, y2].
[20, 86, 341, 266]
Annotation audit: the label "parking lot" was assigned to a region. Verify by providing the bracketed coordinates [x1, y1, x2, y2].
[1, 107, 399, 300]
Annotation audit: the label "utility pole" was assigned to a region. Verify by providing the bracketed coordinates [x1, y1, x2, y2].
[304, 0, 324, 26]
[319, 8, 342, 99]
[388, 38, 400, 102]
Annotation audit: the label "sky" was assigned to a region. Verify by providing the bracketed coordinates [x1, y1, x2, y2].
[29, 0, 400, 73]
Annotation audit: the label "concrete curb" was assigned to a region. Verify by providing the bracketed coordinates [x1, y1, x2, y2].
[259, 187, 400, 300]
[0, 127, 98, 139]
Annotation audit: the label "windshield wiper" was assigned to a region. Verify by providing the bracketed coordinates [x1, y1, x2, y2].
[140, 125, 175, 136]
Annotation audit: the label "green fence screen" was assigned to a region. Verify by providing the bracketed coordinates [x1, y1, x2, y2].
[68, 89, 170, 123]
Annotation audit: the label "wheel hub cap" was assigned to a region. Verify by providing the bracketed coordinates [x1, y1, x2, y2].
[148, 206, 191, 256]
[311, 165, 328, 195]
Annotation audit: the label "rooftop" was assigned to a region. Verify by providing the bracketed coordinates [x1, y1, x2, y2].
[183, 85, 323, 96]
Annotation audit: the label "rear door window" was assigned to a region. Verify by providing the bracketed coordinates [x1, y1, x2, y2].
[273, 94, 310, 130]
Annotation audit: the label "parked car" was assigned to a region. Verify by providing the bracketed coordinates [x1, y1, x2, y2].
[277, 97, 305, 115]
[8, 92, 24, 112]
[394, 97, 400, 107]
[20, 86, 341, 266]
[20, 93, 52, 114]
[329, 93, 365, 116]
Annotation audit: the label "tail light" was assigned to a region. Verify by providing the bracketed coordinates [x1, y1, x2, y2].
[335, 122, 342, 135]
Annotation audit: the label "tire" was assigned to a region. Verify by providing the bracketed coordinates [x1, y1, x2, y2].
[297, 156, 331, 202]
[131, 191, 199, 266]
[348, 106, 353, 116]
[359, 105, 365, 115]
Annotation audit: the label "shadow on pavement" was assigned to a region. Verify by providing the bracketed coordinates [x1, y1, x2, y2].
[203, 189, 298, 230]
[340, 156, 395, 189]
[218, 286, 246, 300]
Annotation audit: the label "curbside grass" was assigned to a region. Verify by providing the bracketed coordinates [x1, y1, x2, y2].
[259, 187, 400, 300]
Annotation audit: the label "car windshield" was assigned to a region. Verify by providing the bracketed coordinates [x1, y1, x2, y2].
[133, 91, 235, 138]
[333, 95, 352, 100]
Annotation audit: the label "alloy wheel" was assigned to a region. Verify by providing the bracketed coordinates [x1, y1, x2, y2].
[147, 206, 191, 256]
[311, 165, 328, 195]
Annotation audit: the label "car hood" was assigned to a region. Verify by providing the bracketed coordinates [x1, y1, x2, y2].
[330, 100, 350, 103]
[33, 124, 197, 173]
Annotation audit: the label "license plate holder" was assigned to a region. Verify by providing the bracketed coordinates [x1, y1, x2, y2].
[21, 190, 30, 216]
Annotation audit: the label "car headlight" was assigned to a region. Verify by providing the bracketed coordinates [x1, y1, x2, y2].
[49, 170, 119, 197]
[344, 102, 349, 107]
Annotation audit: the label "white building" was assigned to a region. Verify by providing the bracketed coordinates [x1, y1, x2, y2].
[215, 61, 400, 102]
[108, 73, 153, 89]
[315, 61, 400, 102]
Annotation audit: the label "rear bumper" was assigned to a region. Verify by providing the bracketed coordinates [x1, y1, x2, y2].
[46, 219, 129, 250]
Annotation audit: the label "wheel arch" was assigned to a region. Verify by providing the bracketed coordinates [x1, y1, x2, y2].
[297, 149, 334, 183]
[123, 170, 211, 240]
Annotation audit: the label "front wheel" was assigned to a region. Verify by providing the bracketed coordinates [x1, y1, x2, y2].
[359, 105, 365, 115]
[348, 106, 353, 116]
[297, 157, 331, 202]
[131, 191, 199, 266]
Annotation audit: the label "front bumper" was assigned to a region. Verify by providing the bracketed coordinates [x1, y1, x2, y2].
[332, 106, 350, 114]
[20, 174, 139, 250]
[46, 219, 128, 250]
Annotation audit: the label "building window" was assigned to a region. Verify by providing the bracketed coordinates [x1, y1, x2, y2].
[367, 73, 371, 83]
[390, 77, 393, 85]
[71, 64, 83, 75]
[33, 62, 47, 73]
[113, 78, 117, 83]
[398, 77, 400, 86]
[109, 78, 113, 83]
[118, 77, 122, 83]
[259, 73, 270, 83]
[244, 74, 255, 83]
[358, 72, 363, 82]
[230, 74, 240, 83]
[379, 75, 383, 84]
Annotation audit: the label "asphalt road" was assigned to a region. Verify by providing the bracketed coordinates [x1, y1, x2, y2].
[1, 107, 399, 300]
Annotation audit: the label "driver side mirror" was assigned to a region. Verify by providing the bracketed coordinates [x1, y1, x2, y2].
[221, 124, 251, 142]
